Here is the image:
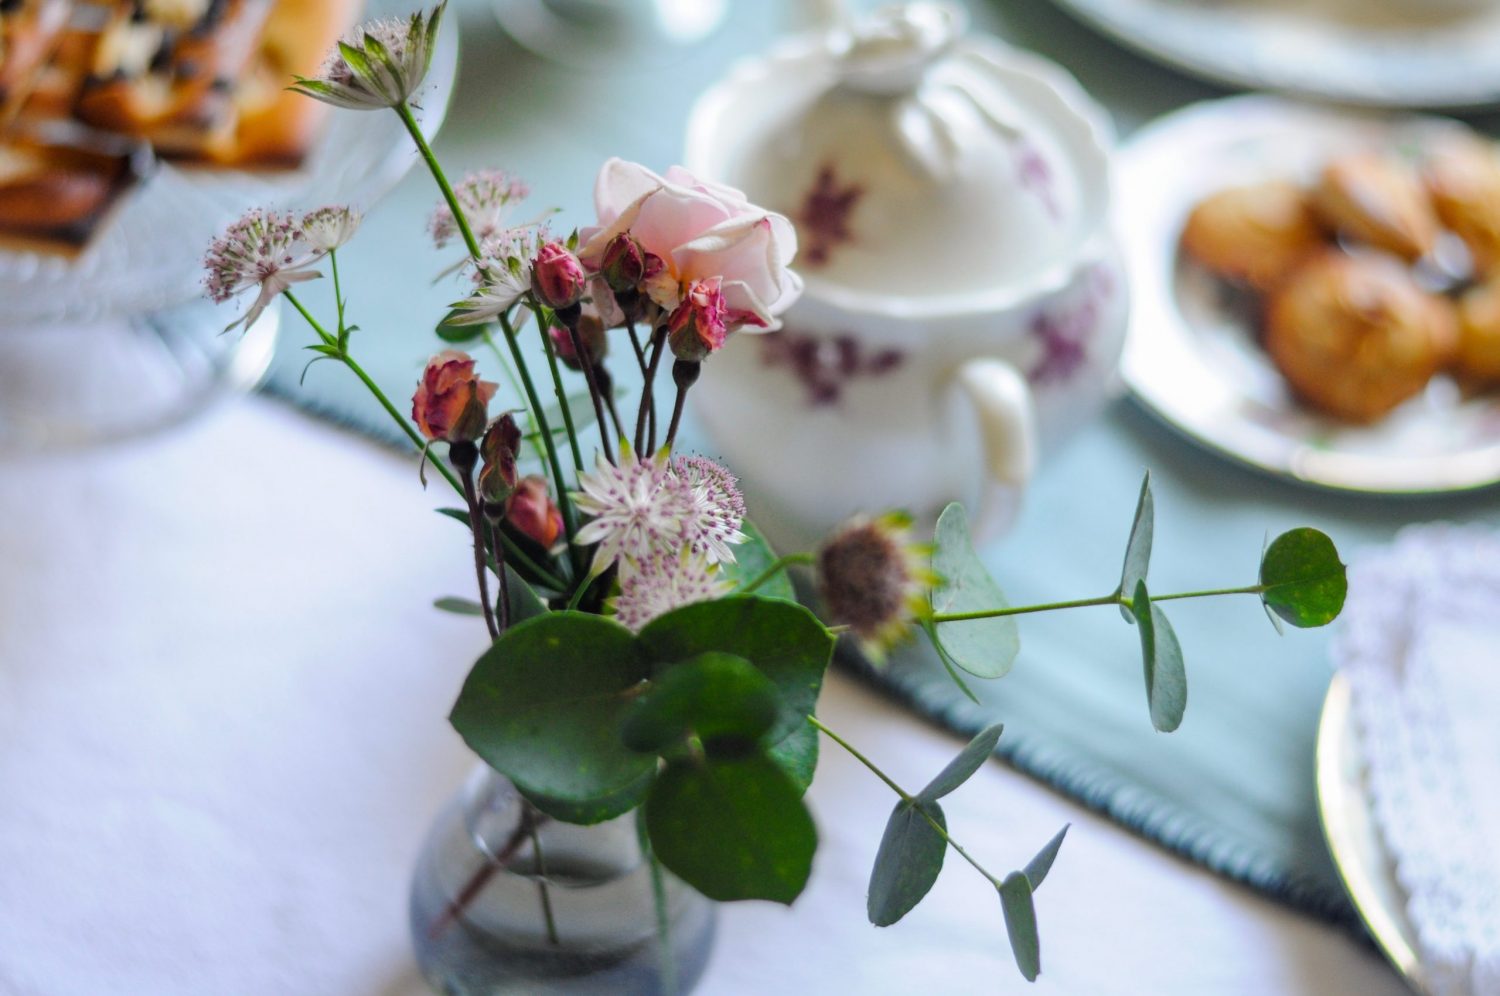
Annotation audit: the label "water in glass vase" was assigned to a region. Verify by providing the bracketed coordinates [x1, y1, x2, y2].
[410, 766, 716, 995]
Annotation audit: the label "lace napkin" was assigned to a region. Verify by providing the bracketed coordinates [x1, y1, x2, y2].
[1334, 524, 1500, 996]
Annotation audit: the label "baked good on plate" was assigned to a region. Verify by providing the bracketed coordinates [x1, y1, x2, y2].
[1312, 153, 1439, 261]
[1181, 179, 1325, 290]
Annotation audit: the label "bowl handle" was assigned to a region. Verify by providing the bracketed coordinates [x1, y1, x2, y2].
[954, 358, 1036, 542]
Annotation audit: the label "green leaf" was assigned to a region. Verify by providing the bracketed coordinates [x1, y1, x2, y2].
[719, 521, 797, 602]
[1131, 580, 1187, 733]
[1023, 824, 1069, 891]
[929, 503, 1020, 679]
[917, 723, 1004, 802]
[436, 309, 485, 342]
[1117, 471, 1154, 622]
[867, 799, 947, 927]
[1259, 528, 1348, 629]
[519, 768, 657, 825]
[645, 754, 816, 904]
[500, 567, 550, 626]
[449, 612, 655, 823]
[620, 653, 779, 754]
[433, 596, 484, 616]
[767, 719, 819, 795]
[638, 596, 834, 744]
[998, 871, 1041, 981]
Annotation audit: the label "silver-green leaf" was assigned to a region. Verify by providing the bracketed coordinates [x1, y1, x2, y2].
[1131, 580, 1187, 733]
[867, 799, 947, 927]
[998, 871, 1041, 982]
[1117, 471, 1154, 623]
[917, 723, 1004, 803]
[930, 503, 1020, 679]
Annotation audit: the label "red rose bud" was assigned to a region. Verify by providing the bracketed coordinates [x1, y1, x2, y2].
[549, 311, 608, 371]
[412, 350, 498, 443]
[667, 277, 729, 362]
[478, 413, 522, 504]
[506, 475, 564, 548]
[530, 241, 587, 311]
[600, 233, 646, 293]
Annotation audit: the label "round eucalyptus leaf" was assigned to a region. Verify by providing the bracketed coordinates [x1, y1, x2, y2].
[930, 503, 1020, 679]
[998, 871, 1041, 982]
[917, 723, 1004, 803]
[1131, 580, 1187, 733]
[867, 799, 947, 927]
[620, 652, 779, 754]
[1259, 528, 1348, 629]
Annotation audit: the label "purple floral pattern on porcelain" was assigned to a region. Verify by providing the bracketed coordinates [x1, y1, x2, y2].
[1015, 142, 1061, 221]
[1027, 263, 1116, 386]
[761, 329, 904, 407]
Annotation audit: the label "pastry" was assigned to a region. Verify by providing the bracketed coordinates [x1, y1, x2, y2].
[1456, 275, 1500, 386]
[0, 126, 152, 255]
[1265, 251, 1457, 422]
[1424, 136, 1500, 271]
[1311, 153, 1440, 261]
[0, 0, 72, 124]
[1180, 180, 1325, 290]
[74, 0, 275, 155]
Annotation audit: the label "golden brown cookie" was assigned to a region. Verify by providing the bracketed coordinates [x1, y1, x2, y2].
[1265, 251, 1457, 422]
[1180, 180, 1325, 290]
[0, 0, 72, 125]
[1424, 136, 1500, 271]
[0, 128, 153, 256]
[1311, 153, 1440, 261]
[1455, 275, 1500, 387]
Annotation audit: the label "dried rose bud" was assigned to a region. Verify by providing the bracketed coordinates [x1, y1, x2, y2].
[667, 277, 730, 362]
[507, 475, 564, 548]
[549, 311, 607, 371]
[530, 240, 587, 311]
[478, 413, 522, 504]
[412, 350, 498, 443]
[600, 233, 647, 293]
[816, 511, 936, 661]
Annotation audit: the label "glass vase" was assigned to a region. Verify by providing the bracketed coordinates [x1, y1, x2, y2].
[409, 766, 716, 995]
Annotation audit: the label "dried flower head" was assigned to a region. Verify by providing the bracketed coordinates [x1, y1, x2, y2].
[612, 549, 730, 633]
[506, 476, 564, 549]
[411, 350, 497, 443]
[429, 169, 530, 249]
[817, 512, 936, 660]
[667, 276, 730, 361]
[301, 206, 361, 254]
[478, 413, 522, 504]
[291, 3, 445, 111]
[203, 208, 322, 332]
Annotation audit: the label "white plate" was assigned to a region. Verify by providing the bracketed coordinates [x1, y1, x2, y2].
[1117, 95, 1500, 495]
[1053, 0, 1500, 110]
[1316, 672, 1431, 994]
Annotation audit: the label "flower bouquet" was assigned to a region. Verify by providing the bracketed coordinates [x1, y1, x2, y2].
[205, 5, 1352, 989]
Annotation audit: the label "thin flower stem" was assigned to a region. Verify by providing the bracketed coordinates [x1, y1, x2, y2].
[638, 812, 679, 996]
[600, 380, 626, 444]
[626, 324, 649, 376]
[459, 466, 500, 640]
[565, 321, 615, 466]
[481, 329, 548, 468]
[738, 553, 815, 594]
[1149, 585, 1263, 602]
[396, 102, 482, 261]
[330, 249, 347, 346]
[532, 306, 587, 472]
[520, 802, 560, 946]
[807, 715, 1003, 890]
[664, 379, 690, 454]
[637, 328, 666, 452]
[930, 593, 1122, 624]
[491, 521, 511, 631]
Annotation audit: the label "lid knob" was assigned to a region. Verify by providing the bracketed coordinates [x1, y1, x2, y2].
[831, 1, 967, 96]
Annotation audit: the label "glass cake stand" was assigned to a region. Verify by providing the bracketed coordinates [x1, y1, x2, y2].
[0, 0, 459, 454]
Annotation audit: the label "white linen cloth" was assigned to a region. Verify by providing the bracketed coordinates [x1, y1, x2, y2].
[0, 398, 1405, 995]
[1336, 524, 1500, 996]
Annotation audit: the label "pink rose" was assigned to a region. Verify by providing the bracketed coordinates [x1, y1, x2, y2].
[506, 476, 564, 549]
[578, 159, 802, 333]
[667, 277, 729, 361]
[530, 241, 587, 311]
[412, 350, 497, 443]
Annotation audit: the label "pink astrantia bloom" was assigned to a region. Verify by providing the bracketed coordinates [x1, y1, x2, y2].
[204, 209, 323, 332]
[612, 549, 731, 633]
[291, 3, 445, 111]
[445, 229, 547, 327]
[573, 446, 698, 577]
[675, 455, 746, 564]
[429, 169, 531, 250]
[301, 205, 361, 254]
[666, 276, 730, 360]
[577, 159, 802, 333]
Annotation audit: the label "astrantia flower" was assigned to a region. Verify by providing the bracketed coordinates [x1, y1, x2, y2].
[675, 455, 746, 564]
[429, 169, 529, 250]
[291, 2, 445, 111]
[612, 549, 730, 632]
[573, 446, 698, 576]
[817, 512, 936, 661]
[203, 208, 322, 332]
[444, 230, 546, 327]
[578, 159, 802, 333]
[301, 206, 361, 254]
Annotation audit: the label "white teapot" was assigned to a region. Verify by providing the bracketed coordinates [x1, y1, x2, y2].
[685, 2, 1128, 550]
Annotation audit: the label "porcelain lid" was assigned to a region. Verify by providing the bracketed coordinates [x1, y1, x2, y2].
[685, 2, 1114, 312]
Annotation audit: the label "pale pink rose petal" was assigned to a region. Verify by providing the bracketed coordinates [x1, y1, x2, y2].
[662, 165, 752, 214]
[630, 185, 735, 264]
[673, 215, 789, 314]
[593, 158, 668, 227]
[719, 278, 776, 331]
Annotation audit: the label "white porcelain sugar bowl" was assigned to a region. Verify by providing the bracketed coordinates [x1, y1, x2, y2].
[684, 3, 1127, 549]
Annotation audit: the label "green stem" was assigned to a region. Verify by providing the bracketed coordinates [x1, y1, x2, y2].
[532, 305, 587, 472]
[738, 553, 815, 595]
[330, 249, 347, 347]
[480, 329, 548, 469]
[396, 102, 482, 261]
[931, 593, 1122, 624]
[807, 715, 1003, 890]
[1150, 585, 1263, 602]
[521, 802, 560, 946]
[637, 811, 679, 996]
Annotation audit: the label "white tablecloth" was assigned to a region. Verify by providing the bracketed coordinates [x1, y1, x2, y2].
[0, 398, 1406, 995]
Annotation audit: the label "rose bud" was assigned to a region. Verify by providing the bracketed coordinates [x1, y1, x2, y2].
[478, 413, 522, 505]
[667, 276, 730, 362]
[600, 233, 647, 293]
[507, 475, 564, 548]
[412, 350, 498, 444]
[549, 310, 607, 371]
[530, 241, 587, 311]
